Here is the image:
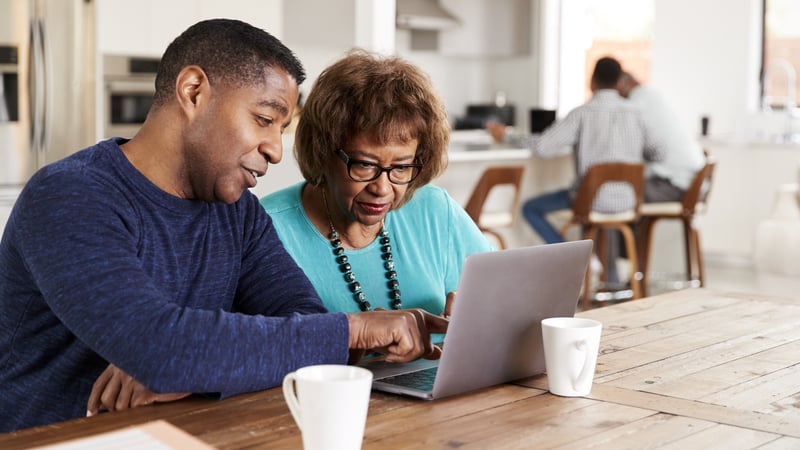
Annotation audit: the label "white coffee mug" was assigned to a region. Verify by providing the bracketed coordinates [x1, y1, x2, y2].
[541, 317, 603, 397]
[282, 364, 373, 450]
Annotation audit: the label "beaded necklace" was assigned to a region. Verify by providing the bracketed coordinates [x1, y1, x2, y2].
[322, 190, 402, 311]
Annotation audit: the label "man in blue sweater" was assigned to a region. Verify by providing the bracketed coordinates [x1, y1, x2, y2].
[0, 19, 446, 432]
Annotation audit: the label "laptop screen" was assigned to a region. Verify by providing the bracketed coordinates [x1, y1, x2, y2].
[530, 109, 557, 133]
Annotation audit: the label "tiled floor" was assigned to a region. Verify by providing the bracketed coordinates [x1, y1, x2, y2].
[647, 262, 800, 301]
[587, 261, 800, 311]
[702, 263, 800, 300]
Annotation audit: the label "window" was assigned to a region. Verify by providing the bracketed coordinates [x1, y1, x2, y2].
[762, 0, 800, 110]
[583, 0, 653, 99]
[557, 0, 653, 114]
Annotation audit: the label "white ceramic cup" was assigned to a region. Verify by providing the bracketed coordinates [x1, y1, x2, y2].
[282, 364, 373, 450]
[541, 317, 603, 397]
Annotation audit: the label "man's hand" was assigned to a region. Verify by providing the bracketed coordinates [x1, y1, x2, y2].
[443, 291, 456, 319]
[347, 309, 449, 363]
[86, 364, 190, 416]
[485, 120, 507, 143]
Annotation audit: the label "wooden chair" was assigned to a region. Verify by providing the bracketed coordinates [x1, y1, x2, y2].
[559, 162, 645, 311]
[637, 159, 716, 296]
[464, 165, 525, 249]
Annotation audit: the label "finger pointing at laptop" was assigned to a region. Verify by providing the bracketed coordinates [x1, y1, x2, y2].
[347, 309, 449, 363]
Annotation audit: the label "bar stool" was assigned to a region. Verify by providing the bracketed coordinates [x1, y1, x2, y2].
[637, 160, 716, 296]
[559, 162, 645, 311]
[464, 165, 525, 249]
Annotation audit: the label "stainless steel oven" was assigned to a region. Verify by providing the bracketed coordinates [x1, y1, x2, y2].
[103, 54, 159, 138]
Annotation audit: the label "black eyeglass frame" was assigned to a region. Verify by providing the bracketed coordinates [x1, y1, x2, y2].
[336, 149, 423, 185]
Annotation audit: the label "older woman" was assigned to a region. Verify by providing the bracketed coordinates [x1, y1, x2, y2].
[261, 50, 492, 315]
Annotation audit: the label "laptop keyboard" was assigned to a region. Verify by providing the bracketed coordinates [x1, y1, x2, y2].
[378, 366, 438, 391]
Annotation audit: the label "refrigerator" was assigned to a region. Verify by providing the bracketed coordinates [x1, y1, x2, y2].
[0, 0, 97, 231]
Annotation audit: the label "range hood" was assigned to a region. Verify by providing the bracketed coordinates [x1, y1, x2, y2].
[396, 0, 459, 31]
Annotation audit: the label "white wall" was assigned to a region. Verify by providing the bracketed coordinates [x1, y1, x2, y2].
[97, 0, 283, 57]
[652, 0, 763, 139]
[396, 1, 540, 132]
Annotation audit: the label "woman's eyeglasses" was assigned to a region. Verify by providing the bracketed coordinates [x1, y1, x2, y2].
[337, 149, 422, 185]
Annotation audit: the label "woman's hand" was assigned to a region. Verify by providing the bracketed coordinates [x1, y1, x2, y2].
[86, 364, 190, 416]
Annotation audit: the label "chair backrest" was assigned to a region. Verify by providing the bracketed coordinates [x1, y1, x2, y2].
[680, 159, 716, 217]
[464, 165, 525, 224]
[570, 162, 645, 224]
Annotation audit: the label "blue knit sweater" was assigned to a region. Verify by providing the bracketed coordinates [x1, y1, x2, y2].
[0, 139, 349, 432]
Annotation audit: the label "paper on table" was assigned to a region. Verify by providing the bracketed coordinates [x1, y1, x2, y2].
[29, 420, 216, 450]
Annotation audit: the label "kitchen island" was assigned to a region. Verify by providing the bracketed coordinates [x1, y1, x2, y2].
[436, 138, 573, 249]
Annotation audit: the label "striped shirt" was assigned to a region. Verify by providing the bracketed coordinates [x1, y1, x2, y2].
[505, 89, 664, 212]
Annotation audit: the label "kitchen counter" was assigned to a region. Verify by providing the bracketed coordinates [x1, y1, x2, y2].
[447, 143, 532, 163]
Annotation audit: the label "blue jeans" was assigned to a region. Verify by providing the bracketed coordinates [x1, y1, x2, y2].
[522, 189, 621, 285]
[521, 189, 571, 244]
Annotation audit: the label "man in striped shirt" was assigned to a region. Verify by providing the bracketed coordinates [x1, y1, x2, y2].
[486, 56, 663, 287]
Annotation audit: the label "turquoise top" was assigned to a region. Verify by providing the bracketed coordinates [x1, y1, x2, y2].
[261, 183, 494, 314]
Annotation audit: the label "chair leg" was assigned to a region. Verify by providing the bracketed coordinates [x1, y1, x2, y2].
[618, 225, 642, 299]
[636, 217, 656, 298]
[482, 229, 507, 250]
[685, 216, 704, 286]
[694, 226, 705, 287]
[581, 226, 597, 311]
[682, 217, 693, 284]
[595, 230, 608, 282]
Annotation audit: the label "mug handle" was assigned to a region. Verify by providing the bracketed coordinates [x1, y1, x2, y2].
[282, 372, 303, 431]
[572, 339, 593, 391]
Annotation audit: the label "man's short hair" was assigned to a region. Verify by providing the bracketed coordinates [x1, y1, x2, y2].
[152, 18, 305, 107]
[591, 57, 622, 89]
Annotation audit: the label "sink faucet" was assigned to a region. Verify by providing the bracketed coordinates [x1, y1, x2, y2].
[763, 58, 798, 142]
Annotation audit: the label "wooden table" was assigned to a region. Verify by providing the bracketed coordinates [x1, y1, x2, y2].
[2, 288, 800, 449]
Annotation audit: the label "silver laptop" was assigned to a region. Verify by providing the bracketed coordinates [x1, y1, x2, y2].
[359, 240, 593, 400]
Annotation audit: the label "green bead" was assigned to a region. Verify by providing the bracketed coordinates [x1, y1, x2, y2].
[326, 224, 401, 314]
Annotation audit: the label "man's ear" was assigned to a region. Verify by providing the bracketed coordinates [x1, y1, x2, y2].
[174, 65, 209, 118]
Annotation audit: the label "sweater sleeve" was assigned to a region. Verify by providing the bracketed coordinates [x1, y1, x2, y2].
[15, 170, 349, 397]
[234, 193, 330, 317]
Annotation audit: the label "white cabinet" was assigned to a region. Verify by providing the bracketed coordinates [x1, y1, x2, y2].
[97, 0, 283, 57]
[438, 0, 531, 57]
[703, 142, 800, 262]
